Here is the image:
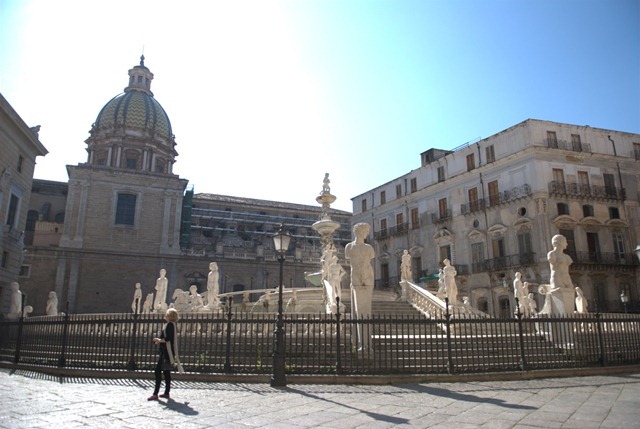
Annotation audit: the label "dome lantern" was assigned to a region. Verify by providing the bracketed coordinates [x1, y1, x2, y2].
[125, 55, 154, 96]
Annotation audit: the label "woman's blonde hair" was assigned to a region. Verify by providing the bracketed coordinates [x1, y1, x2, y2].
[165, 308, 179, 322]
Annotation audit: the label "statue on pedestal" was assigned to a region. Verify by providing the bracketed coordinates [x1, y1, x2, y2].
[548, 234, 575, 290]
[207, 262, 220, 309]
[542, 234, 576, 314]
[345, 222, 375, 351]
[401, 250, 412, 282]
[575, 287, 588, 314]
[131, 283, 142, 314]
[46, 291, 59, 316]
[513, 272, 527, 315]
[189, 285, 204, 311]
[7, 282, 22, 320]
[153, 269, 168, 313]
[442, 259, 458, 305]
[142, 293, 154, 313]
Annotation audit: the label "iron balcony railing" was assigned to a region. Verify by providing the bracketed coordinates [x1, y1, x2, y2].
[545, 138, 592, 153]
[548, 181, 626, 200]
[567, 251, 639, 266]
[373, 223, 409, 240]
[461, 184, 532, 215]
[431, 209, 452, 224]
[472, 252, 536, 273]
[1, 308, 638, 377]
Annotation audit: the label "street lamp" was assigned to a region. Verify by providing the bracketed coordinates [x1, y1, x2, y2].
[271, 224, 291, 387]
[620, 291, 629, 314]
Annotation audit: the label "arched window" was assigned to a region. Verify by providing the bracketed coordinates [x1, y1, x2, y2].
[477, 297, 488, 313]
[498, 295, 511, 319]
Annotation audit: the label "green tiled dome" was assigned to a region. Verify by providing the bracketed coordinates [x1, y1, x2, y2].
[94, 90, 172, 139]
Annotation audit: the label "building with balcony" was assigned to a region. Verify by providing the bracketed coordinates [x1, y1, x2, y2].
[0, 93, 48, 314]
[351, 119, 640, 317]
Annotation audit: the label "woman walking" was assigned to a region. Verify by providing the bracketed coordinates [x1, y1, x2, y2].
[148, 308, 179, 400]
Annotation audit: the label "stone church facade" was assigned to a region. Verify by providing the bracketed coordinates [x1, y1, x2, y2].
[19, 59, 351, 315]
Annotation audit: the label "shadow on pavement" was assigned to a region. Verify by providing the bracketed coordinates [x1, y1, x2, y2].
[162, 398, 199, 415]
[288, 387, 410, 426]
[398, 384, 537, 410]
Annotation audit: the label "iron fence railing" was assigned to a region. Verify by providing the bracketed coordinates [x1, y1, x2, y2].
[1, 307, 638, 377]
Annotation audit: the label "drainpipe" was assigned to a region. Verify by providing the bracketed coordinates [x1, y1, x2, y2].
[608, 135, 625, 202]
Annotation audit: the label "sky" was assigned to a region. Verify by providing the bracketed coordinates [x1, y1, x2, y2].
[1, 0, 638, 212]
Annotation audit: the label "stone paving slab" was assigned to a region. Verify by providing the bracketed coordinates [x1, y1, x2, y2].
[0, 369, 639, 428]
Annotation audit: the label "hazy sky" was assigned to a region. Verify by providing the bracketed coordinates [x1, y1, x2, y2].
[1, 0, 638, 212]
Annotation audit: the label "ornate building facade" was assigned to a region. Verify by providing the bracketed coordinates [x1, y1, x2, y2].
[19, 59, 351, 314]
[351, 119, 640, 316]
[0, 93, 48, 314]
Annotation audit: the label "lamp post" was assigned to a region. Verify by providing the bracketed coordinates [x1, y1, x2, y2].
[271, 224, 291, 387]
[620, 291, 629, 314]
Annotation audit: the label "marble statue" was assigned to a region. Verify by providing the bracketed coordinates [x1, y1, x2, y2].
[548, 234, 575, 290]
[538, 284, 559, 314]
[345, 222, 375, 350]
[171, 288, 190, 313]
[575, 287, 588, 314]
[513, 272, 527, 314]
[321, 172, 331, 194]
[542, 234, 577, 314]
[131, 283, 142, 314]
[207, 262, 220, 309]
[527, 292, 538, 316]
[442, 259, 458, 305]
[189, 285, 204, 311]
[142, 293, 154, 313]
[401, 250, 412, 282]
[153, 269, 168, 313]
[46, 291, 59, 316]
[8, 282, 22, 319]
[327, 251, 346, 313]
[22, 305, 33, 318]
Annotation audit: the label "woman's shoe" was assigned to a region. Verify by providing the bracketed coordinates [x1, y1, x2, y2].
[147, 395, 159, 401]
[159, 393, 170, 398]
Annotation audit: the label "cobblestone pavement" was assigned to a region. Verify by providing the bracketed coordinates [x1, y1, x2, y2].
[0, 369, 638, 428]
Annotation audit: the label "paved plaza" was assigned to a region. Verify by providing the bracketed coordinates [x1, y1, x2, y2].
[0, 369, 638, 428]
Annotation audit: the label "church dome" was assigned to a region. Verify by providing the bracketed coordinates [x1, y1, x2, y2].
[85, 56, 178, 175]
[93, 90, 172, 139]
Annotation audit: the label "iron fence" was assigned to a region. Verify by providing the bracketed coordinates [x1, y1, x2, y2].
[0, 308, 638, 376]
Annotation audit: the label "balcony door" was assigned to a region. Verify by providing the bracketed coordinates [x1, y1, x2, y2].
[586, 232, 600, 263]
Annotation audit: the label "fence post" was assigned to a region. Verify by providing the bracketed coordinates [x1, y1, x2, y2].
[595, 305, 606, 366]
[13, 316, 23, 364]
[58, 311, 69, 367]
[335, 296, 342, 375]
[224, 296, 233, 373]
[127, 313, 138, 371]
[515, 297, 527, 371]
[445, 297, 454, 374]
